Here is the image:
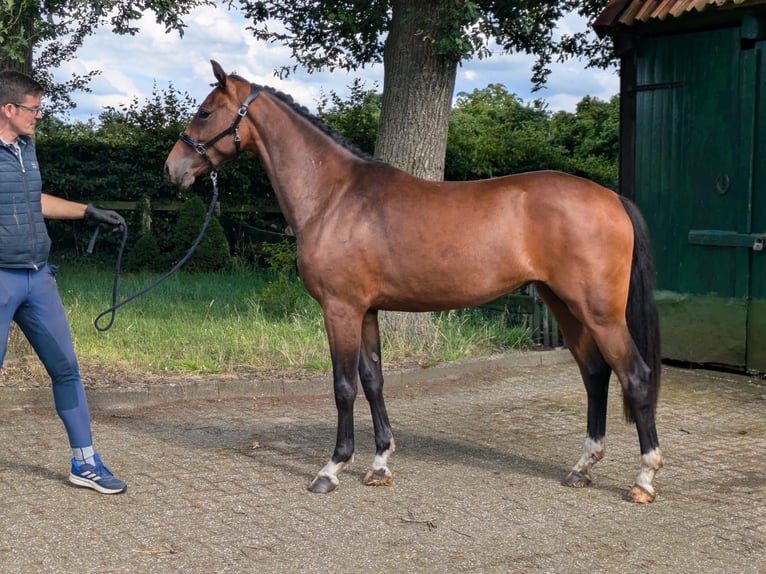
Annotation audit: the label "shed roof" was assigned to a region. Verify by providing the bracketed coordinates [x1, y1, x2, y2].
[595, 0, 766, 31]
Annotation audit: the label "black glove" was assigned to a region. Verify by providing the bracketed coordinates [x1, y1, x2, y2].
[84, 204, 126, 230]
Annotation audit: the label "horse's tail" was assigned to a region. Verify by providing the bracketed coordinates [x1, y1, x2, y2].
[620, 196, 661, 423]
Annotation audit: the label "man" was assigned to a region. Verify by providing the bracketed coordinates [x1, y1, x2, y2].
[0, 70, 127, 494]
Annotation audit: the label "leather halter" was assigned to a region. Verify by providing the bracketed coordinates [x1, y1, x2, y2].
[178, 83, 261, 171]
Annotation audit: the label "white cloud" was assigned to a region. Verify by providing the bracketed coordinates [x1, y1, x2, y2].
[47, 4, 617, 121]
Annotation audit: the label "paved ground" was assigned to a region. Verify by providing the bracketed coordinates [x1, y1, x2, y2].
[0, 350, 764, 573]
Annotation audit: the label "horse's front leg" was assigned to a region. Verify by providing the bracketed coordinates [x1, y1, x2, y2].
[307, 306, 363, 494]
[358, 310, 395, 486]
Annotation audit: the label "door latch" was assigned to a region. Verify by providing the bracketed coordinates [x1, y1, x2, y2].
[754, 237, 764, 252]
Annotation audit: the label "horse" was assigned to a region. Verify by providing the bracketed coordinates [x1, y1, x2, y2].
[164, 60, 663, 503]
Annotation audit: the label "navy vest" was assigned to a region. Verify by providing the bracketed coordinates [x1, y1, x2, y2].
[0, 136, 51, 269]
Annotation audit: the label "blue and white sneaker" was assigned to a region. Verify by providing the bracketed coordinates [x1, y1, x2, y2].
[69, 453, 127, 494]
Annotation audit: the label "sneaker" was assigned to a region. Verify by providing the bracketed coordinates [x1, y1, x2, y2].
[69, 453, 127, 494]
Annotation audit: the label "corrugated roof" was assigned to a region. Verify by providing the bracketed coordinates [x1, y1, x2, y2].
[595, 0, 766, 30]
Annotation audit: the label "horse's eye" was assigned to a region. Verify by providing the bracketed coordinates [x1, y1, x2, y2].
[198, 109, 211, 120]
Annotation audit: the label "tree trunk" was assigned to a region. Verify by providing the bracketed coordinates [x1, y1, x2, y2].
[375, 0, 458, 180]
[375, 0, 459, 349]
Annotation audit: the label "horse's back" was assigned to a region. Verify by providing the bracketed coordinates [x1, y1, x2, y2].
[383, 169, 633, 265]
[365, 167, 626, 222]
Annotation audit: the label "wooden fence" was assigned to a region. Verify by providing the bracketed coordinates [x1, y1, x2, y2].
[95, 198, 283, 233]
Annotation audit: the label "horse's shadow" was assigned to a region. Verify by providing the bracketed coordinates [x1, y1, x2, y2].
[96, 405, 624, 496]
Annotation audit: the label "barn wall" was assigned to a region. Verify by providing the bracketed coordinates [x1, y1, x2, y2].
[626, 19, 766, 370]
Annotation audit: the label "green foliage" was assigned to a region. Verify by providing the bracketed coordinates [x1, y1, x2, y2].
[260, 239, 298, 275]
[0, 0, 215, 109]
[171, 196, 232, 273]
[125, 233, 162, 273]
[256, 240, 306, 318]
[0, 0, 33, 68]
[316, 78, 381, 156]
[238, 0, 390, 76]
[99, 81, 198, 140]
[37, 83, 198, 204]
[549, 95, 620, 189]
[236, 0, 614, 87]
[445, 84, 619, 188]
[256, 274, 314, 319]
[446, 84, 566, 180]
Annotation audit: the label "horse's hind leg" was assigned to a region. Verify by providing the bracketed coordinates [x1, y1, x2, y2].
[536, 285, 610, 488]
[563, 358, 611, 488]
[358, 310, 395, 486]
[588, 324, 662, 503]
[614, 340, 662, 502]
[542, 286, 662, 502]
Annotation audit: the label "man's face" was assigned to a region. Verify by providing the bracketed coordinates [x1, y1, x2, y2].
[1, 94, 43, 138]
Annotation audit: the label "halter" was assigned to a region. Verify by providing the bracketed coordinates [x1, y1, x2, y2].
[178, 82, 261, 170]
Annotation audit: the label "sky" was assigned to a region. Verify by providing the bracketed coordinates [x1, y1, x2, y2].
[50, 4, 619, 123]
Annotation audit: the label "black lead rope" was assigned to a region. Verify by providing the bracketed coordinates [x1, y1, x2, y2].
[91, 171, 220, 332]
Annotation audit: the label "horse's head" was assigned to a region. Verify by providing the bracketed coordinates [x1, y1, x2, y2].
[164, 60, 260, 188]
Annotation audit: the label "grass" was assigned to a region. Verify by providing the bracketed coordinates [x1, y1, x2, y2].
[1, 260, 532, 388]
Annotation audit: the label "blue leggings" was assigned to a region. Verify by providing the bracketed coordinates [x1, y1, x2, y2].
[0, 265, 92, 447]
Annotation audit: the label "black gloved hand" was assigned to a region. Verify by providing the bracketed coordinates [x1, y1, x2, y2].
[84, 204, 126, 230]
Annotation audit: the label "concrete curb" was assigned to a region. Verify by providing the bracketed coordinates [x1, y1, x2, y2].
[0, 348, 573, 411]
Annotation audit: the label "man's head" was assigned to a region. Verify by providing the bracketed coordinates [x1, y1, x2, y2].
[0, 70, 44, 140]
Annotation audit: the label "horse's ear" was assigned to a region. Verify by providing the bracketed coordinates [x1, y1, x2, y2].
[211, 60, 227, 88]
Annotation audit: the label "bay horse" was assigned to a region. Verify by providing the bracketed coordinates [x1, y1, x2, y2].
[164, 61, 663, 503]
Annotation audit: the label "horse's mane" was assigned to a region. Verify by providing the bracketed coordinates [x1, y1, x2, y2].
[227, 74, 375, 161]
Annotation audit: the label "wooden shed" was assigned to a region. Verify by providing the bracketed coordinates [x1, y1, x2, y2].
[595, 0, 766, 372]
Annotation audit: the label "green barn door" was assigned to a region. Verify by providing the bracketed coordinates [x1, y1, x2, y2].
[635, 26, 757, 368]
[747, 37, 766, 372]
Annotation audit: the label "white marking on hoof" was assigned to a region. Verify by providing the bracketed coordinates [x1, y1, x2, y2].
[371, 438, 395, 471]
[632, 448, 663, 499]
[571, 437, 605, 476]
[365, 439, 395, 486]
[312, 458, 350, 487]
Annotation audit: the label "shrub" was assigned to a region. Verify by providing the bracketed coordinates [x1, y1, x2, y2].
[255, 240, 308, 317]
[261, 239, 298, 275]
[125, 232, 162, 272]
[171, 196, 232, 272]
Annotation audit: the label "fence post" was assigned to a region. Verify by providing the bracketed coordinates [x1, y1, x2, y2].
[141, 196, 152, 233]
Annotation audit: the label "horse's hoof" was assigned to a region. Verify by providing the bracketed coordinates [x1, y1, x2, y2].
[363, 467, 393, 487]
[625, 484, 655, 503]
[562, 471, 591, 488]
[307, 476, 338, 494]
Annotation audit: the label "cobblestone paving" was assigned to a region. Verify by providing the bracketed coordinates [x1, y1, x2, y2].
[0, 353, 764, 573]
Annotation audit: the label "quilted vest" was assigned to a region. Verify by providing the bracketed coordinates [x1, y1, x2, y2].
[0, 136, 51, 269]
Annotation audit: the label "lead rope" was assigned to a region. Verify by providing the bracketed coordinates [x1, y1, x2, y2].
[91, 171, 220, 332]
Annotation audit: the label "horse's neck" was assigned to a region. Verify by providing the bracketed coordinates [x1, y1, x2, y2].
[246, 95, 353, 234]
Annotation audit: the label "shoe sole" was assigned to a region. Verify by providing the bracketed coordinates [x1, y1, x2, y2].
[69, 473, 127, 495]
